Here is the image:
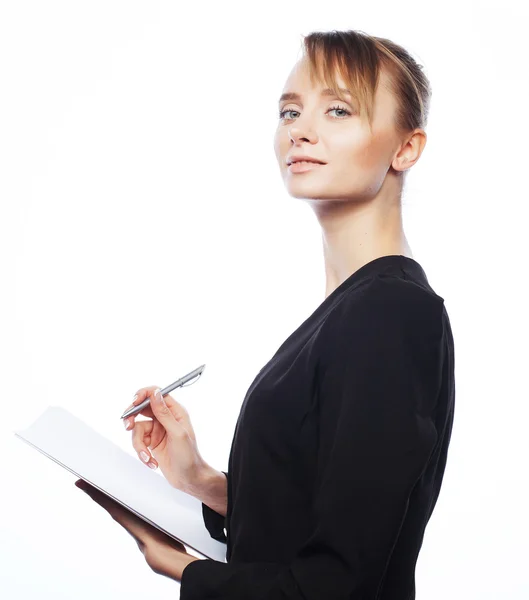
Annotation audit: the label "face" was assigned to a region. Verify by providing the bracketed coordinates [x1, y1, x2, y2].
[273, 57, 408, 205]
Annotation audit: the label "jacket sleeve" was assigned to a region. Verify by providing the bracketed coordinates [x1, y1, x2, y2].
[180, 276, 445, 600]
[201, 471, 228, 544]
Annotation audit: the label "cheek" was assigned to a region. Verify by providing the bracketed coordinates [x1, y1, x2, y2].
[273, 129, 292, 166]
[273, 131, 281, 161]
[335, 132, 386, 174]
[329, 136, 374, 175]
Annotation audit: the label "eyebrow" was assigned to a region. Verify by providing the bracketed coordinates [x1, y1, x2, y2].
[278, 88, 352, 105]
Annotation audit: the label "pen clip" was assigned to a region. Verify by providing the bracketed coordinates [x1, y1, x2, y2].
[181, 373, 202, 387]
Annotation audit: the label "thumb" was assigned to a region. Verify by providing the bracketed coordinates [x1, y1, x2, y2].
[150, 388, 179, 433]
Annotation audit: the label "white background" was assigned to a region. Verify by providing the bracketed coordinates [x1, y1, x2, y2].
[2, 1, 528, 598]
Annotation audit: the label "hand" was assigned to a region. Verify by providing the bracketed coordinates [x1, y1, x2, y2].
[122, 385, 208, 493]
[75, 479, 201, 581]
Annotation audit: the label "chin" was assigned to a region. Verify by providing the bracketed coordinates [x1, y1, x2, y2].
[285, 180, 331, 197]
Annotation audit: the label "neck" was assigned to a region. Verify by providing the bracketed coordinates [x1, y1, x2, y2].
[310, 195, 412, 300]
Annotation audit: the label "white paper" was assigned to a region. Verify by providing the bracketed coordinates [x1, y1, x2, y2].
[14, 406, 227, 562]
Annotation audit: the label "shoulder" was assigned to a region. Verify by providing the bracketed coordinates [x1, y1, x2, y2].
[320, 274, 445, 354]
[332, 273, 443, 320]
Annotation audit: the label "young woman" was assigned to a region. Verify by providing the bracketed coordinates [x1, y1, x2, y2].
[78, 29, 455, 599]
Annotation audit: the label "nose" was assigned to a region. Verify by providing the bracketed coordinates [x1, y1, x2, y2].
[289, 127, 316, 145]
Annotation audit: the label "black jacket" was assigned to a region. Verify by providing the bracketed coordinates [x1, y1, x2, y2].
[180, 255, 456, 599]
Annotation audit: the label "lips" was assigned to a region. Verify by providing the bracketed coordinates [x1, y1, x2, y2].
[292, 160, 323, 165]
[288, 161, 324, 174]
[286, 156, 326, 166]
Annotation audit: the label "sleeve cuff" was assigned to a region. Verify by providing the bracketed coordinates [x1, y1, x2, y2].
[180, 559, 229, 599]
[200, 470, 228, 544]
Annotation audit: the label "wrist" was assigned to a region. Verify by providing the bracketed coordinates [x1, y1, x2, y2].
[178, 553, 201, 572]
[145, 544, 201, 583]
[186, 464, 227, 517]
[171, 553, 201, 583]
[184, 460, 213, 495]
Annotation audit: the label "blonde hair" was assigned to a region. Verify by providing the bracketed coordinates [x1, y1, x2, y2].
[301, 29, 432, 137]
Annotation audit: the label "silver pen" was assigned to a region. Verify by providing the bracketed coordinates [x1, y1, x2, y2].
[120, 364, 206, 420]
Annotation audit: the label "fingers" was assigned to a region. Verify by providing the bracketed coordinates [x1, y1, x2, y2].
[76, 480, 113, 509]
[122, 386, 163, 471]
[126, 386, 193, 436]
[123, 384, 197, 468]
[130, 420, 158, 470]
[75, 480, 150, 549]
[123, 385, 160, 429]
[145, 388, 196, 443]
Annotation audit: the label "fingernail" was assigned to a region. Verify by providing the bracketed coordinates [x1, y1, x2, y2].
[140, 451, 150, 463]
[123, 418, 131, 430]
[148, 462, 157, 470]
[156, 388, 166, 405]
[132, 394, 138, 402]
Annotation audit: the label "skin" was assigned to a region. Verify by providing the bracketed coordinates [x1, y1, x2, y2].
[273, 56, 427, 299]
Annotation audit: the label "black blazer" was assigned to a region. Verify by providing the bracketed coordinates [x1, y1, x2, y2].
[181, 255, 455, 600]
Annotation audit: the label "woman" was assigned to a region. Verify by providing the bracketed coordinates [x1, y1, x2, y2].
[77, 29, 455, 599]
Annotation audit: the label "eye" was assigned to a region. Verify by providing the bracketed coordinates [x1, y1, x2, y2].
[278, 104, 352, 121]
[327, 105, 352, 119]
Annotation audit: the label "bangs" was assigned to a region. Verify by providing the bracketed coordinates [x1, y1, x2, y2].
[300, 29, 432, 136]
[302, 32, 387, 133]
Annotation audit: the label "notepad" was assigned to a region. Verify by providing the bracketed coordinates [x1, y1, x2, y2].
[14, 406, 227, 562]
